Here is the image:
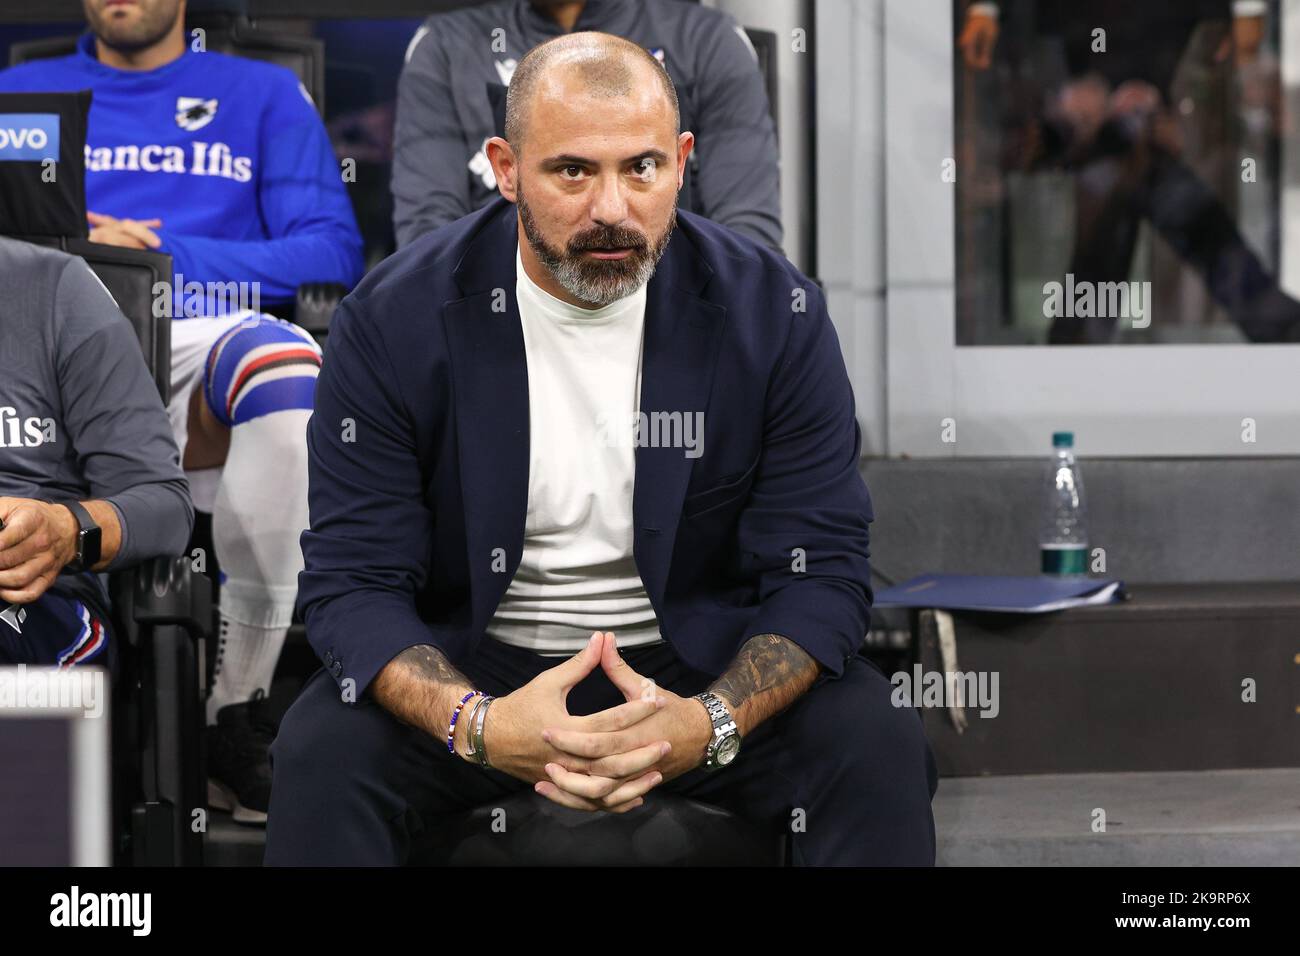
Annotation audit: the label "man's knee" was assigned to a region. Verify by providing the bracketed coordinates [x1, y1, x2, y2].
[184, 380, 231, 470]
[795, 656, 937, 798]
[269, 673, 331, 782]
[201, 314, 321, 429]
[773, 656, 937, 864]
[271, 671, 400, 790]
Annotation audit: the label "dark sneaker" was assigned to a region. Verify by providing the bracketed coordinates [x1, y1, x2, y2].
[206, 689, 277, 826]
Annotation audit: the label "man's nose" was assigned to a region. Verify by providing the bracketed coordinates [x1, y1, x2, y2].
[589, 173, 629, 227]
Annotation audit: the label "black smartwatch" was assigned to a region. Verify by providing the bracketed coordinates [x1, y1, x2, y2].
[60, 501, 101, 572]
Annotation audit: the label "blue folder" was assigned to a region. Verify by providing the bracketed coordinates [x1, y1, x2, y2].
[873, 573, 1126, 613]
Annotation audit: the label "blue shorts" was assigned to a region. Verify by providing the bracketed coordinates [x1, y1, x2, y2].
[0, 573, 117, 678]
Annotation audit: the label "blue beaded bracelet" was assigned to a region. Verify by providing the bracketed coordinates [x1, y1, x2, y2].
[447, 690, 481, 754]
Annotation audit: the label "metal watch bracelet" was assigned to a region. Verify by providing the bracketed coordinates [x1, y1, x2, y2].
[695, 690, 741, 771]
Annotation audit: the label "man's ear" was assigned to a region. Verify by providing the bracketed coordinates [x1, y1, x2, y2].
[486, 136, 519, 201]
[676, 131, 695, 190]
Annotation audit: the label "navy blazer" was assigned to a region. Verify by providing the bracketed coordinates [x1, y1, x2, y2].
[298, 196, 874, 698]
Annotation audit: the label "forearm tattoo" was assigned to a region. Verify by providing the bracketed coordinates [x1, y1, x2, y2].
[709, 633, 822, 732]
[371, 643, 474, 736]
[391, 643, 466, 685]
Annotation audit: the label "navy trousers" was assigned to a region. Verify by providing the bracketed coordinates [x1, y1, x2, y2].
[265, 637, 938, 866]
[0, 574, 116, 678]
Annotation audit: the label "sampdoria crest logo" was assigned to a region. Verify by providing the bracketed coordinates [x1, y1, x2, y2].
[0, 604, 26, 634]
[175, 96, 218, 132]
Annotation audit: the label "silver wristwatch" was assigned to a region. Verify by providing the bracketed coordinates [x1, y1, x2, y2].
[694, 691, 741, 771]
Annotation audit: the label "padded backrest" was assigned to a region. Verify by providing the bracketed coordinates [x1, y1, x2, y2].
[68, 239, 173, 404]
[14, 236, 173, 404]
[5, 36, 79, 67]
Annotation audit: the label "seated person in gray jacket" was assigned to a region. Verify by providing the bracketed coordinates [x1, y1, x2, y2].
[0, 237, 193, 677]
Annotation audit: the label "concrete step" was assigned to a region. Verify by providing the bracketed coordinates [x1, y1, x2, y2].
[935, 768, 1300, 866]
[206, 768, 1300, 866]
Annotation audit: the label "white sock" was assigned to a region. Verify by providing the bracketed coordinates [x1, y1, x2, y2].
[206, 410, 311, 725]
[207, 616, 287, 724]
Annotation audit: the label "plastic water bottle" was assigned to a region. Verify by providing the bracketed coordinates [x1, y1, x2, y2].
[1040, 431, 1088, 576]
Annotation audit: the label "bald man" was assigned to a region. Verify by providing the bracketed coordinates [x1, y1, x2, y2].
[267, 33, 938, 866]
[392, 0, 782, 252]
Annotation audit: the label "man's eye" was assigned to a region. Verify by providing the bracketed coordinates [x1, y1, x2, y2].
[632, 158, 658, 181]
[560, 165, 585, 180]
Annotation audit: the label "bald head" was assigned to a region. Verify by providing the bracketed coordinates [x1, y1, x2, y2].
[504, 32, 680, 156]
[488, 31, 690, 309]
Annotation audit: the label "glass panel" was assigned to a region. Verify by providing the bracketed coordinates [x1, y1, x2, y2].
[313, 17, 422, 267]
[954, 0, 1298, 345]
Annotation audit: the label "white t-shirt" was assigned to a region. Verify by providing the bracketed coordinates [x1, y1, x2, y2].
[484, 245, 665, 656]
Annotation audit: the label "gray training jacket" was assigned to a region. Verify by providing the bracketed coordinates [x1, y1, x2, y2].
[392, 0, 783, 252]
[0, 237, 193, 571]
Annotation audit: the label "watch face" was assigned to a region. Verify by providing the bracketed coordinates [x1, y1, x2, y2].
[717, 735, 740, 765]
[82, 526, 102, 567]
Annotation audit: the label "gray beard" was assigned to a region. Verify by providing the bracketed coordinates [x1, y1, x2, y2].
[518, 188, 675, 307]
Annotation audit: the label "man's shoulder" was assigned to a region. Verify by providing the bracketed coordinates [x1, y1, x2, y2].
[0, 237, 79, 307]
[0, 238, 129, 354]
[188, 50, 311, 105]
[342, 200, 507, 325]
[653, 0, 740, 33]
[644, 0, 754, 63]
[408, 0, 516, 59]
[0, 48, 303, 101]
[0, 53, 84, 90]
[674, 209, 813, 301]
[419, 0, 515, 30]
